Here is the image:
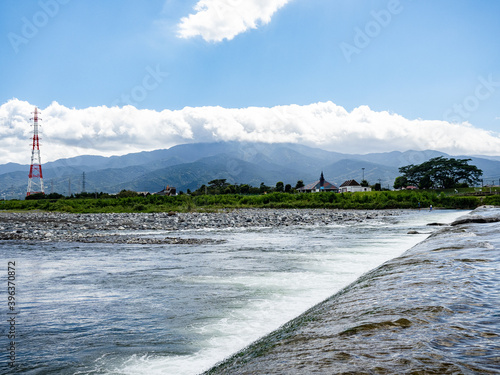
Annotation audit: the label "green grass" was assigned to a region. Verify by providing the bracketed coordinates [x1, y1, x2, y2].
[0, 190, 488, 213]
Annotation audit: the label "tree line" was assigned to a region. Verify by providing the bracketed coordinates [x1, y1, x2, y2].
[189, 179, 307, 195]
[4, 190, 498, 213]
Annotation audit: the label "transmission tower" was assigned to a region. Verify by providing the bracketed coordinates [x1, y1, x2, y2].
[27, 107, 44, 196]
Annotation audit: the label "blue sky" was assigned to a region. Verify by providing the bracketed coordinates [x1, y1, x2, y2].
[1, 0, 500, 163]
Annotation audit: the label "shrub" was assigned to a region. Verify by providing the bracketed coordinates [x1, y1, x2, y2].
[483, 195, 500, 206]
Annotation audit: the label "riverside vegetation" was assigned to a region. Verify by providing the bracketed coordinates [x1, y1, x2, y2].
[3, 156, 494, 213]
[1, 189, 498, 213]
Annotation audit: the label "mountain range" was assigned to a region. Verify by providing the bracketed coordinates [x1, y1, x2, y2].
[1, 142, 500, 199]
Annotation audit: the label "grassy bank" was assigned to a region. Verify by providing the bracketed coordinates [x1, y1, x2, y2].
[2, 190, 497, 213]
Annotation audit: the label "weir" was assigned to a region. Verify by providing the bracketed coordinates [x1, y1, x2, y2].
[205, 207, 500, 374]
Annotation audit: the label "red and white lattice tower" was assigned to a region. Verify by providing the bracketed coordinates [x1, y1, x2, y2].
[27, 107, 45, 196]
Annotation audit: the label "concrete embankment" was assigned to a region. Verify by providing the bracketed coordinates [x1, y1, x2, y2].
[204, 207, 500, 374]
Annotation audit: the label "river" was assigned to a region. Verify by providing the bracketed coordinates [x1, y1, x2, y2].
[0, 209, 472, 374]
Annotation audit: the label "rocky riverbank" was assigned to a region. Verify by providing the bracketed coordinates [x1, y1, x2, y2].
[0, 209, 403, 243]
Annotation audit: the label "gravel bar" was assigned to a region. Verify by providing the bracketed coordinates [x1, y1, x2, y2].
[0, 209, 403, 243]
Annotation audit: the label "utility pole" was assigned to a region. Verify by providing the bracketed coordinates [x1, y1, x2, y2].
[362, 168, 365, 182]
[82, 172, 86, 193]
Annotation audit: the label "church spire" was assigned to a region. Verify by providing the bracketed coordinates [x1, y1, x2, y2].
[319, 171, 325, 187]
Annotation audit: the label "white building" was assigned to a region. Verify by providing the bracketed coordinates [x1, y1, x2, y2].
[339, 179, 371, 193]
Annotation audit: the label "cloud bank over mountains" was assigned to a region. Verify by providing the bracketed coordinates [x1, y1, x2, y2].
[177, 0, 291, 42]
[1, 98, 499, 164]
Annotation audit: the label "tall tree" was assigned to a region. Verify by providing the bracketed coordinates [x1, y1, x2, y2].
[397, 157, 482, 189]
[208, 179, 229, 189]
[275, 181, 284, 192]
[393, 176, 408, 189]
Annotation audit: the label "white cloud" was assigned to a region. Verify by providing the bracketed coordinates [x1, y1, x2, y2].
[1, 98, 500, 165]
[177, 0, 291, 42]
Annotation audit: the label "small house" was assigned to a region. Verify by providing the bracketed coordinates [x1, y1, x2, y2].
[155, 185, 177, 196]
[339, 179, 371, 193]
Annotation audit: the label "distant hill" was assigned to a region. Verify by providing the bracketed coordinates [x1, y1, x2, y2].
[110, 154, 292, 193]
[1, 142, 499, 199]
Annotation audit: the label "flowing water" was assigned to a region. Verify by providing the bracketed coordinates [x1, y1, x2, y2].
[0, 210, 469, 374]
[205, 207, 500, 374]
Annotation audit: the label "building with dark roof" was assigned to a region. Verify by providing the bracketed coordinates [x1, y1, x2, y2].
[298, 172, 338, 193]
[154, 185, 177, 196]
[339, 179, 371, 193]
